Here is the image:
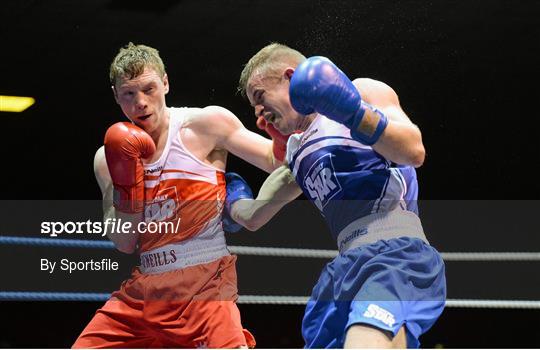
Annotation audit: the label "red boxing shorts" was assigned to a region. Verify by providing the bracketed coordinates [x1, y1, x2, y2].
[73, 255, 255, 348]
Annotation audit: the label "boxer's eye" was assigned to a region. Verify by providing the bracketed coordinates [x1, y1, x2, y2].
[255, 90, 264, 104]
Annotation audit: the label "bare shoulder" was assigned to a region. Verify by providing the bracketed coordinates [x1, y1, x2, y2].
[93, 146, 111, 193]
[202, 105, 236, 118]
[93, 146, 108, 175]
[352, 78, 399, 107]
[183, 106, 241, 130]
[352, 78, 396, 94]
[180, 106, 246, 153]
[201, 105, 241, 128]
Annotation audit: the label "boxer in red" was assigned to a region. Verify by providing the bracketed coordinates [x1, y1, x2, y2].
[73, 43, 290, 348]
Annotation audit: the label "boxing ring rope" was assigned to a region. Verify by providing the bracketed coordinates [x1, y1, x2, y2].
[239, 296, 540, 309]
[0, 236, 115, 249]
[1, 235, 539, 309]
[1, 291, 539, 309]
[2, 236, 539, 261]
[230, 246, 540, 262]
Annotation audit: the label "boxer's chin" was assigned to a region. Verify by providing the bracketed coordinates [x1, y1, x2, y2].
[271, 115, 287, 134]
[271, 120, 285, 135]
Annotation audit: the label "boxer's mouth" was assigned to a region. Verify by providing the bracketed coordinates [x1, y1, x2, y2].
[265, 112, 277, 124]
[138, 114, 151, 121]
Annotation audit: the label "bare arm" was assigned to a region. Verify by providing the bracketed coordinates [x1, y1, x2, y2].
[94, 146, 140, 253]
[195, 106, 280, 173]
[353, 78, 425, 167]
[231, 165, 303, 231]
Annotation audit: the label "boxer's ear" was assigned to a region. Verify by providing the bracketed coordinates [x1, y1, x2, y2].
[163, 74, 170, 95]
[111, 86, 120, 104]
[284, 67, 295, 81]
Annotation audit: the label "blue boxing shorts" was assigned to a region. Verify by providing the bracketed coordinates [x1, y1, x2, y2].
[302, 237, 446, 348]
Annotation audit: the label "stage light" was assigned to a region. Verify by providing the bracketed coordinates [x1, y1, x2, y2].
[0, 95, 35, 112]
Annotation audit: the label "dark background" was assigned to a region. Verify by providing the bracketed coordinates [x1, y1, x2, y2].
[1, 0, 539, 348]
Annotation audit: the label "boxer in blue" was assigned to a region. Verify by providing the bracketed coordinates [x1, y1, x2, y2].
[225, 43, 446, 348]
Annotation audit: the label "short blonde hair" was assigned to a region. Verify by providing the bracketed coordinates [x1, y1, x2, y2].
[238, 43, 306, 97]
[109, 42, 166, 85]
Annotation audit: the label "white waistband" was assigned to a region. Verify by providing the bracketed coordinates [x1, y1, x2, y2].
[336, 210, 427, 253]
[139, 229, 229, 274]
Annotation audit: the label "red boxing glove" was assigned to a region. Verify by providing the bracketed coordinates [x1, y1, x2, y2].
[104, 122, 156, 213]
[256, 117, 291, 162]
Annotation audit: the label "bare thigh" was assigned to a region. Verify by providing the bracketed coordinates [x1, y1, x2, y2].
[344, 323, 407, 348]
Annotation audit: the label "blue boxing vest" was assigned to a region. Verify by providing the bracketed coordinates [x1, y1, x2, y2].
[286, 109, 419, 241]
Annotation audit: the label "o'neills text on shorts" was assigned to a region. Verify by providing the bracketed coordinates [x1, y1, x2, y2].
[139, 236, 230, 274]
[141, 249, 178, 270]
[40, 258, 119, 274]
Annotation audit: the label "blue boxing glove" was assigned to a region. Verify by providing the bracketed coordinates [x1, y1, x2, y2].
[222, 172, 254, 233]
[289, 56, 388, 145]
